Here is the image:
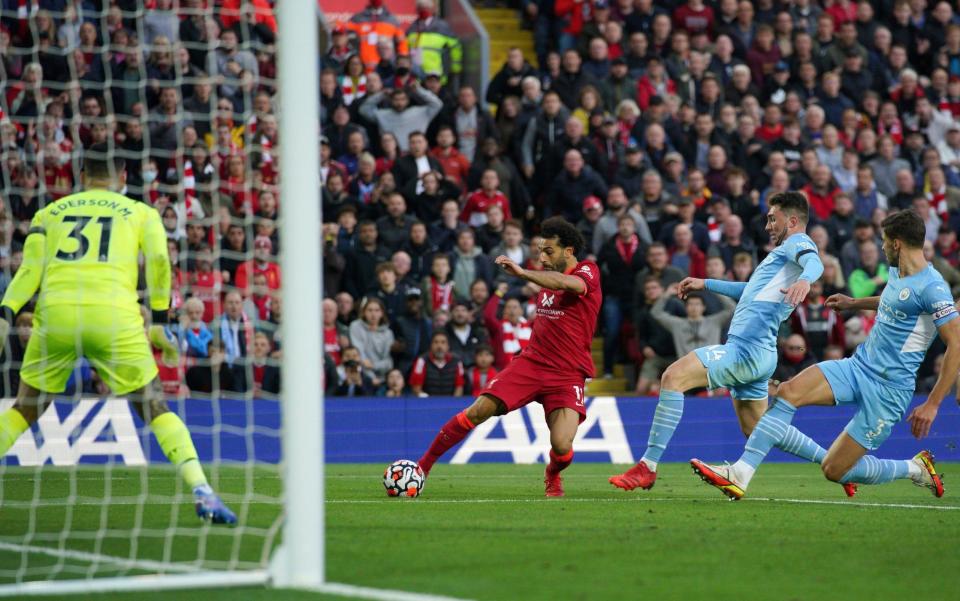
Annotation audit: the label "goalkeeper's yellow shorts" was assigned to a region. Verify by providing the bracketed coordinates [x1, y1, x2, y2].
[20, 305, 158, 395]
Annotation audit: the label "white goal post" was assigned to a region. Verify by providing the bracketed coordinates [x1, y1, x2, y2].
[0, 0, 322, 596]
[270, 0, 325, 590]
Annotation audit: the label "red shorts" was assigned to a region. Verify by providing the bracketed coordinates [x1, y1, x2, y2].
[479, 354, 588, 423]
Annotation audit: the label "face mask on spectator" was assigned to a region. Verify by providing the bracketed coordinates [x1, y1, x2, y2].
[143, 169, 158, 183]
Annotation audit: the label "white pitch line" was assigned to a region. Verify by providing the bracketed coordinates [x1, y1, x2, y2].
[317, 582, 474, 601]
[326, 496, 960, 510]
[0, 541, 204, 575]
[746, 497, 960, 510]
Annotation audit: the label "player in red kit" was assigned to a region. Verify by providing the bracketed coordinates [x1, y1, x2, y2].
[415, 217, 602, 497]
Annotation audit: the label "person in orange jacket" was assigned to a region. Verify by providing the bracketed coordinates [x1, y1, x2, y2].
[347, 0, 410, 73]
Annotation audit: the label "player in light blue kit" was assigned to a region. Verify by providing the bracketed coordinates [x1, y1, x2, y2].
[611, 192, 850, 493]
[693, 210, 958, 499]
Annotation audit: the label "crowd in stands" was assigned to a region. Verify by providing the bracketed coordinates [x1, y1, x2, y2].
[1, 0, 959, 400]
[320, 0, 960, 397]
[0, 0, 282, 397]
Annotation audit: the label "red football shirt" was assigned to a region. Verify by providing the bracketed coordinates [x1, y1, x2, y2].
[523, 260, 602, 379]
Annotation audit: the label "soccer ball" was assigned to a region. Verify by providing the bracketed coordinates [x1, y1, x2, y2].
[383, 459, 425, 498]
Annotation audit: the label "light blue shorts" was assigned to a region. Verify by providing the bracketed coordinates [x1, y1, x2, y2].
[818, 358, 914, 451]
[693, 339, 777, 401]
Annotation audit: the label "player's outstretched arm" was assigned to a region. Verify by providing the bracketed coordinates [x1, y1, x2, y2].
[141, 207, 172, 315]
[494, 256, 586, 294]
[140, 208, 178, 365]
[780, 252, 824, 306]
[824, 294, 880, 312]
[1, 219, 46, 316]
[908, 309, 960, 439]
[702, 278, 747, 300]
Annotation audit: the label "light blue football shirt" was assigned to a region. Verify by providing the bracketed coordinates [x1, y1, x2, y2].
[852, 265, 958, 389]
[727, 233, 821, 351]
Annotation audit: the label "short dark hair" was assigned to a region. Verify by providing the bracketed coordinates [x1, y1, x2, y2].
[881, 209, 925, 248]
[769, 191, 810, 222]
[540, 216, 585, 255]
[431, 331, 449, 343]
[475, 344, 494, 356]
[83, 142, 125, 179]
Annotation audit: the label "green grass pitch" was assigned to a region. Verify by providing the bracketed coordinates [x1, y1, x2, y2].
[2, 463, 959, 601]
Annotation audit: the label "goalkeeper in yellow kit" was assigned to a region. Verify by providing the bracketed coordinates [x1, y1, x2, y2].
[0, 146, 236, 525]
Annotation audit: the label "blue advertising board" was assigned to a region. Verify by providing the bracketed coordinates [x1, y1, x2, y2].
[2, 395, 958, 466]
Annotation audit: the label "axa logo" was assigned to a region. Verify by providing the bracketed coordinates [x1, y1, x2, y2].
[450, 397, 633, 464]
[541, 293, 555, 307]
[1, 399, 146, 466]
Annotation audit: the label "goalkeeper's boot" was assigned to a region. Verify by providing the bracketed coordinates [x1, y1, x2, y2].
[609, 461, 656, 491]
[194, 485, 238, 525]
[544, 468, 565, 497]
[690, 459, 745, 501]
[910, 450, 945, 498]
[842, 483, 858, 497]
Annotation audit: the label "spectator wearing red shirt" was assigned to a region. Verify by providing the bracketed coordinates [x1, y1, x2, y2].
[430, 125, 471, 191]
[323, 298, 349, 365]
[244, 272, 275, 321]
[555, 0, 596, 52]
[40, 140, 73, 199]
[464, 344, 498, 396]
[756, 103, 784, 143]
[673, 0, 715, 37]
[483, 283, 532, 369]
[220, 154, 258, 216]
[189, 245, 223, 323]
[461, 169, 511, 227]
[825, 0, 856, 27]
[235, 235, 281, 293]
[636, 57, 676, 110]
[251, 332, 280, 395]
[802, 164, 842, 221]
[409, 332, 465, 396]
[423, 253, 456, 317]
[667, 223, 706, 279]
[789, 280, 846, 360]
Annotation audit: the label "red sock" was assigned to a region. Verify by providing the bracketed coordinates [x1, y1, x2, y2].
[418, 411, 475, 475]
[547, 449, 574, 475]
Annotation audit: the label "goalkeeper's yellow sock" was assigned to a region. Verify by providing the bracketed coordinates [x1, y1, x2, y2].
[150, 412, 209, 491]
[0, 408, 29, 456]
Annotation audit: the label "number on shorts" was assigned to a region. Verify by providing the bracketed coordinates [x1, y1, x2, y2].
[573, 385, 584, 406]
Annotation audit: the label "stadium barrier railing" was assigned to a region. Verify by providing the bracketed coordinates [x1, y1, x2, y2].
[443, 0, 489, 100]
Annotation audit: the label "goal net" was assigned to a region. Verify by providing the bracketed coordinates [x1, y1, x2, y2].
[0, 1, 320, 594]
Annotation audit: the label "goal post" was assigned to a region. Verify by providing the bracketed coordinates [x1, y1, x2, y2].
[271, 0, 325, 590]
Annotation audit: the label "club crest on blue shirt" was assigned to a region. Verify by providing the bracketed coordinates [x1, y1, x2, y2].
[899, 288, 910, 301]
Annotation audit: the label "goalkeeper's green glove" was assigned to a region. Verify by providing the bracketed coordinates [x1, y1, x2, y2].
[148, 309, 179, 367]
[149, 325, 179, 367]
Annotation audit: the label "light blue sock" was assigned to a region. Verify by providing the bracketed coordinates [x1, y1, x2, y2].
[775, 426, 827, 464]
[839, 456, 912, 485]
[641, 389, 684, 465]
[740, 398, 796, 469]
